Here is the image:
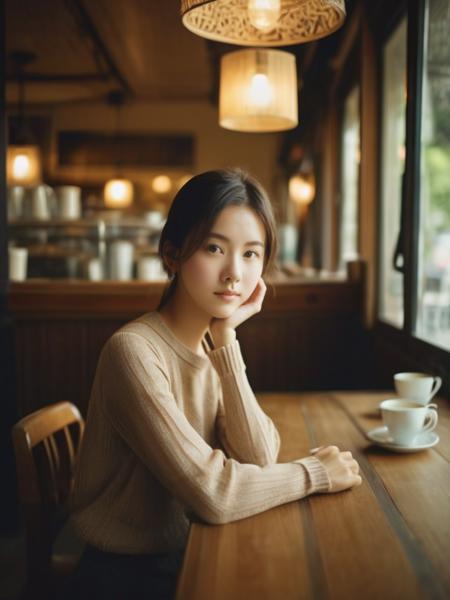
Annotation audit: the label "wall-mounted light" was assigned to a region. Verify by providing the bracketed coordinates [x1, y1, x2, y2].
[181, 0, 346, 46]
[219, 48, 297, 133]
[289, 173, 315, 205]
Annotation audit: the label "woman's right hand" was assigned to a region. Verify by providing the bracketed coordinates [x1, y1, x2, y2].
[311, 445, 362, 492]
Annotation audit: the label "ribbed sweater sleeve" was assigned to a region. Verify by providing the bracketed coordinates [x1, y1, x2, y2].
[208, 340, 281, 466]
[103, 332, 330, 525]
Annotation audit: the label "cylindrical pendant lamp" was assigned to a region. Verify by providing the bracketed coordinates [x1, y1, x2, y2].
[181, 0, 346, 46]
[219, 48, 298, 133]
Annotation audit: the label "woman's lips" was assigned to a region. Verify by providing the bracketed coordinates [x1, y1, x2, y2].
[214, 292, 240, 301]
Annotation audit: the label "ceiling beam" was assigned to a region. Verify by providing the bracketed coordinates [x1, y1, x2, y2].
[65, 0, 132, 96]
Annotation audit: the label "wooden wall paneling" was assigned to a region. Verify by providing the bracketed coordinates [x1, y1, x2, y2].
[239, 311, 371, 392]
[11, 279, 370, 415]
[14, 317, 125, 417]
[238, 315, 289, 391]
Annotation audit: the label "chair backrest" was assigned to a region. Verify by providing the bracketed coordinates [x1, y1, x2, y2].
[12, 401, 84, 587]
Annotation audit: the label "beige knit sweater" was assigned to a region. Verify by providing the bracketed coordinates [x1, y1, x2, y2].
[70, 311, 330, 554]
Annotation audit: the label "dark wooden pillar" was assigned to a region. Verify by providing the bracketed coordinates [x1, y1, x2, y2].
[0, 0, 20, 534]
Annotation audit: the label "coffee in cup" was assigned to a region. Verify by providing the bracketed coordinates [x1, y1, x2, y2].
[394, 372, 442, 405]
[380, 399, 438, 446]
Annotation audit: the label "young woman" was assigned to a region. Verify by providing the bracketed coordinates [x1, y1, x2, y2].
[68, 169, 361, 599]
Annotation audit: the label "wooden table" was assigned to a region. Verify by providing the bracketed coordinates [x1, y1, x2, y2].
[175, 391, 450, 600]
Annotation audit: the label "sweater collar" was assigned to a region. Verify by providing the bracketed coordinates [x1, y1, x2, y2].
[140, 311, 210, 369]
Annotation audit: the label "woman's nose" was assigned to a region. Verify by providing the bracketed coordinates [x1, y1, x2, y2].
[221, 255, 241, 283]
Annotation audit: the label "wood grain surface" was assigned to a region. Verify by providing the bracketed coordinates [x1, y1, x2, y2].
[176, 392, 450, 600]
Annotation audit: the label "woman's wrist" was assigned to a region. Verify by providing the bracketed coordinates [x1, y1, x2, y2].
[210, 327, 236, 349]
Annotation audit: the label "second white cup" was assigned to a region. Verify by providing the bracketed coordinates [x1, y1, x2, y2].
[380, 399, 438, 446]
[394, 372, 442, 405]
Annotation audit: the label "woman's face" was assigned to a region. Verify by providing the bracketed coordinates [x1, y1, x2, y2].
[175, 205, 266, 320]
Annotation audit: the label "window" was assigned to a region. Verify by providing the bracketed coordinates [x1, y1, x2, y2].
[376, 0, 449, 389]
[379, 18, 407, 328]
[415, 0, 450, 350]
[339, 85, 360, 269]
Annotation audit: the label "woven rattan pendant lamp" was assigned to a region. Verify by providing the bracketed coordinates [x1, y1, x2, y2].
[180, 0, 346, 46]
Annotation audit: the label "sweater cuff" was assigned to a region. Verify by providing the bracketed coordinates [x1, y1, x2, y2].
[294, 456, 331, 494]
[207, 340, 246, 377]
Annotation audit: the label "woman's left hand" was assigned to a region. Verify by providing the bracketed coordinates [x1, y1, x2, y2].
[210, 278, 267, 347]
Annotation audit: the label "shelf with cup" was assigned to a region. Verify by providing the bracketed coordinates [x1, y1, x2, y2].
[8, 215, 166, 281]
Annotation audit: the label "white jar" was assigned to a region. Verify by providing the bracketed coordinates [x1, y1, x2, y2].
[110, 241, 134, 281]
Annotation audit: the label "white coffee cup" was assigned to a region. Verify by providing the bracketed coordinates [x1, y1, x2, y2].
[380, 399, 438, 446]
[394, 372, 442, 405]
[56, 186, 81, 220]
[9, 247, 28, 281]
[110, 241, 134, 281]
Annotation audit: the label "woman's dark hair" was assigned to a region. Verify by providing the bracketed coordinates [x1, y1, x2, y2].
[157, 168, 278, 309]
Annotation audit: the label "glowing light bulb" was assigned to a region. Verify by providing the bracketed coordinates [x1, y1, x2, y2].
[13, 154, 32, 181]
[289, 175, 315, 205]
[104, 179, 133, 208]
[248, 73, 273, 108]
[247, 0, 281, 33]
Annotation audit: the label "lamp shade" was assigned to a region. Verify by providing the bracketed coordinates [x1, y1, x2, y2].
[104, 179, 134, 208]
[7, 145, 42, 185]
[219, 48, 298, 132]
[181, 0, 346, 46]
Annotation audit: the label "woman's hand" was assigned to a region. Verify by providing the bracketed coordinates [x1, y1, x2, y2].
[210, 278, 267, 347]
[311, 445, 362, 493]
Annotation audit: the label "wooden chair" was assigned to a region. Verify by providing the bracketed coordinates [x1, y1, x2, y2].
[12, 401, 85, 599]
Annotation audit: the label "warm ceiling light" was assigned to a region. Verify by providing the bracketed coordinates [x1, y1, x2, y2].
[7, 145, 41, 186]
[219, 48, 297, 133]
[104, 179, 134, 208]
[289, 174, 315, 205]
[247, 0, 281, 33]
[152, 175, 172, 194]
[180, 0, 346, 46]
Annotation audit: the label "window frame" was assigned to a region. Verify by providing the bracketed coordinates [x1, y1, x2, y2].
[374, 0, 450, 394]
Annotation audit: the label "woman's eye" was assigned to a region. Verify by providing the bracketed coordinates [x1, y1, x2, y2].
[207, 244, 222, 254]
[244, 250, 259, 259]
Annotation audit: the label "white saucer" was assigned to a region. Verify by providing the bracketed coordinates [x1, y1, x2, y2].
[366, 426, 439, 453]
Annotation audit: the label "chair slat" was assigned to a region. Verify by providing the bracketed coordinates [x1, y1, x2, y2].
[12, 401, 85, 596]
